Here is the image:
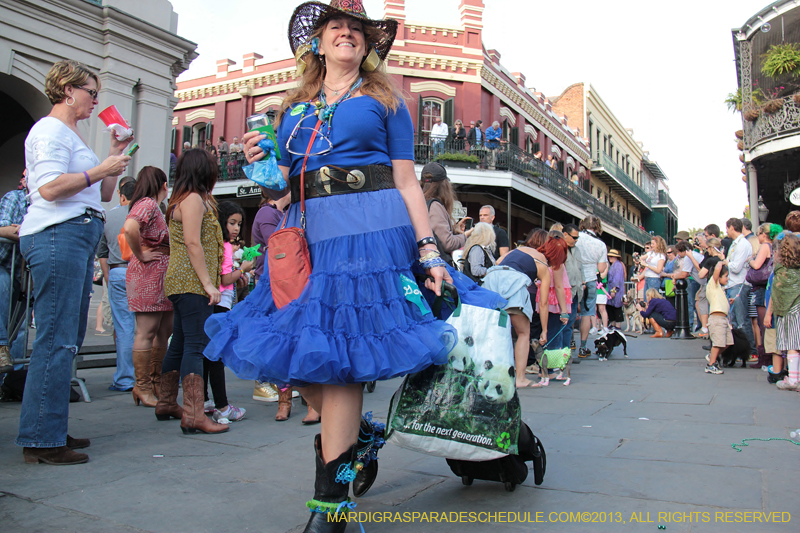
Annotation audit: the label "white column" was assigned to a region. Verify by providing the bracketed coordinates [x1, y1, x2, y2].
[747, 163, 759, 226]
[134, 84, 175, 175]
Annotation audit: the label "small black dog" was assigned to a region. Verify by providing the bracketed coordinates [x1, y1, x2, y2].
[594, 330, 627, 361]
[719, 328, 750, 368]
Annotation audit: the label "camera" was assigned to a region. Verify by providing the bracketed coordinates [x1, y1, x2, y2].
[632, 252, 640, 260]
[692, 236, 702, 248]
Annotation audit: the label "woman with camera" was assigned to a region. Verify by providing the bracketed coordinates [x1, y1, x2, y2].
[638, 236, 667, 295]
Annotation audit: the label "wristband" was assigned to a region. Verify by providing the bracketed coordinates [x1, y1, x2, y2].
[420, 256, 447, 270]
[83, 171, 91, 188]
[560, 313, 569, 319]
[417, 236, 436, 248]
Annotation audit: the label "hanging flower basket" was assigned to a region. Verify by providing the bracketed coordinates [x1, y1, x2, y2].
[735, 129, 744, 139]
[741, 166, 747, 174]
[763, 99, 784, 114]
[742, 175, 747, 183]
[737, 140, 744, 151]
[739, 153, 745, 163]
[743, 107, 761, 122]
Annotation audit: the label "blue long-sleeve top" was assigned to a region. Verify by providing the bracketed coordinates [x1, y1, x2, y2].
[640, 298, 677, 321]
[485, 126, 502, 149]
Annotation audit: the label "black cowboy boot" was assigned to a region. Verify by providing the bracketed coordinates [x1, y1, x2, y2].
[352, 411, 385, 498]
[304, 434, 357, 533]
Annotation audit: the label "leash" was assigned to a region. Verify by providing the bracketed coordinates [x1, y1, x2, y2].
[541, 323, 569, 349]
[731, 437, 800, 452]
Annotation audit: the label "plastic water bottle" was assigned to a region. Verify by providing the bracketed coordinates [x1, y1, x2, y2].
[791, 429, 800, 440]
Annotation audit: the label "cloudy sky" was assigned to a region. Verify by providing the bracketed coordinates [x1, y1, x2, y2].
[169, 0, 763, 230]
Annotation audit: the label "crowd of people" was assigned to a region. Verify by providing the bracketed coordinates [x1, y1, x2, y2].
[1, 1, 799, 531]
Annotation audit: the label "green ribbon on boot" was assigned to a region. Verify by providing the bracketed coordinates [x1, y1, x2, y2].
[306, 499, 364, 533]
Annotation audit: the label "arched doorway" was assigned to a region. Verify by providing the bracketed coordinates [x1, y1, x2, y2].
[0, 73, 51, 191]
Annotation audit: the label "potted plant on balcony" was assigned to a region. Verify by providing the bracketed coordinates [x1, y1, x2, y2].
[434, 152, 481, 170]
[735, 129, 744, 139]
[743, 105, 761, 122]
[763, 86, 786, 114]
[761, 43, 800, 78]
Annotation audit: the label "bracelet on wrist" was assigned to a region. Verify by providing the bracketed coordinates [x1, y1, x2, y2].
[420, 256, 447, 270]
[417, 236, 436, 248]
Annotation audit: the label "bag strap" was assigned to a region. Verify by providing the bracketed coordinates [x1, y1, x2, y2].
[280, 118, 323, 231]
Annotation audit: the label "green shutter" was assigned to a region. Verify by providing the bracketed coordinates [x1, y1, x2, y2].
[444, 98, 454, 128]
[182, 126, 191, 147]
[417, 95, 423, 135]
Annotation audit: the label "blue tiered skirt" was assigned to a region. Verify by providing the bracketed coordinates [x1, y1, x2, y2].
[204, 189, 504, 386]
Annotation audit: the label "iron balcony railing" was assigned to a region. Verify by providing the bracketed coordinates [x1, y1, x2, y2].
[413, 135, 627, 231]
[743, 95, 800, 150]
[595, 152, 653, 210]
[623, 220, 652, 246]
[168, 153, 248, 187]
[656, 190, 679, 215]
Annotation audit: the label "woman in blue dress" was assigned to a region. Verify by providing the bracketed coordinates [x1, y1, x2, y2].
[204, 1, 463, 530]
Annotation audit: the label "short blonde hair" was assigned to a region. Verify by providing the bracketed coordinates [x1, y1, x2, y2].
[550, 222, 563, 232]
[645, 288, 663, 301]
[464, 222, 496, 253]
[45, 60, 99, 105]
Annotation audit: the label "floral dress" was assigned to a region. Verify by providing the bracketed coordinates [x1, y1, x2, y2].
[126, 197, 172, 312]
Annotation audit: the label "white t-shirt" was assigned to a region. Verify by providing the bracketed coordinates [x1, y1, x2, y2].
[21, 117, 103, 236]
[643, 251, 665, 278]
[574, 230, 608, 283]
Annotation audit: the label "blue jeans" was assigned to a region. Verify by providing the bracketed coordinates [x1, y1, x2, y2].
[561, 295, 579, 348]
[644, 277, 661, 296]
[163, 293, 213, 379]
[686, 278, 700, 330]
[545, 312, 568, 350]
[16, 215, 103, 448]
[107, 267, 135, 389]
[0, 265, 27, 370]
[727, 284, 756, 353]
[432, 139, 445, 159]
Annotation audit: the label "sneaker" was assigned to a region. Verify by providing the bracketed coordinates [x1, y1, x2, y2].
[204, 399, 215, 414]
[776, 379, 800, 391]
[705, 353, 711, 364]
[0, 345, 13, 373]
[589, 327, 598, 335]
[601, 327, 610, 335]
[214, 404, 246, 422]
[253, 381, 279, 402]
[767, 368, 788, 384]
[705, 364, 724, 375]
[748, 354, 759, 363]
[578, 348, 591, 358]
[570, 340, 576, 350]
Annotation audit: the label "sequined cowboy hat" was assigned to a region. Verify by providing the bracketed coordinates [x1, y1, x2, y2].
[289, 0, 398, 72]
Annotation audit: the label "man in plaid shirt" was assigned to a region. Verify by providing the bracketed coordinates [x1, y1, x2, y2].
[0, 171, 30, 372]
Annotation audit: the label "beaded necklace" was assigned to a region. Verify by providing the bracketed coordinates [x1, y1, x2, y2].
[296, 77, 363, 127]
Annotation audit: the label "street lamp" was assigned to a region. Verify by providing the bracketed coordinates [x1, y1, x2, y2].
[758, 195, 769, 222]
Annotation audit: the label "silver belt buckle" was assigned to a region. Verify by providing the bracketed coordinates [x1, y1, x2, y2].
[347, 169, 365, 190]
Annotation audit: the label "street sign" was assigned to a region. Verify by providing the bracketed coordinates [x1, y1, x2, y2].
[237, 185, 261, 197]
[790, 187, 800, 206]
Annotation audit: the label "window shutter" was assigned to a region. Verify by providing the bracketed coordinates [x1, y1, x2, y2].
[182, 126, 191, 147]
[444, 98, 454, 128]
[417, 95, 423, 134]
[557, 160, 565, 175]
[171, 127, 176, 150]
[206, 123, 213, 143]
[510, 126, 518, 146]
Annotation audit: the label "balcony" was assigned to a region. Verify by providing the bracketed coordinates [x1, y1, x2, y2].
[743, 95, 800, 152]
[591, 152, 653, 211]
[623, 220, 652, 247]
[413, 136, 627, 232]
[654, 190, 678, 216]
[169, 153, 248, 187]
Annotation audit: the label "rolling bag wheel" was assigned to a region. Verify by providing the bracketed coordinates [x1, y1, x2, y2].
[504, 482, 516, 492]
[366, 381, 376, 393]
[461, 476, 473, 486]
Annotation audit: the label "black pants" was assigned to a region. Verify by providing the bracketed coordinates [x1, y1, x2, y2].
[203, 305, 230, 409]
[649, 311, 676, 332]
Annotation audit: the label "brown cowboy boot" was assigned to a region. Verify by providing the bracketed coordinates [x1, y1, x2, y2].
[275, 386, 293, 421]
[23, 446, 88, 465]
[131, 350, 157, 407]
[155, 370, 183, 421]
[650, 322, 664, 338]
[150, 346, 167, 398]
[180, 373, 229, 434]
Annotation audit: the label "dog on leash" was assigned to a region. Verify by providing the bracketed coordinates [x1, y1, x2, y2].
[622, 290, 644, 335]
[594, 330, 628, 361]
[718, 328, 750, 368]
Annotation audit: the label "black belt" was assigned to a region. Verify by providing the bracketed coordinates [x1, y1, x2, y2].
[109, 263, 127, 269]
[290, 165, 395, 203]
[84, 207, 105, 223]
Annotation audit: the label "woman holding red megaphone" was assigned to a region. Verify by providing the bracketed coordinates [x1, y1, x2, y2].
[15, 59, 133, 466]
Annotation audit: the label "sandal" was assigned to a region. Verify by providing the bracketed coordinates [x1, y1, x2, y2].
[529, 378, 549, 388]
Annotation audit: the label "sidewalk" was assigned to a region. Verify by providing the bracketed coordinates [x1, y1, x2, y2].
[1, 332, 798, 532]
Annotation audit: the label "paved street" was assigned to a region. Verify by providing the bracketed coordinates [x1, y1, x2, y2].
[1, 332, 798, 533]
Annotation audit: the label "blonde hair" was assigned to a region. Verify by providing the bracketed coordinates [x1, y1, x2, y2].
[278, 18, 402, 124]
[550, 222, 563, 232]
[464, 222, 496, 253]
[645, 288, 663, 301]
[45, 60, 100, 105]
[650, 235, 667, 255]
